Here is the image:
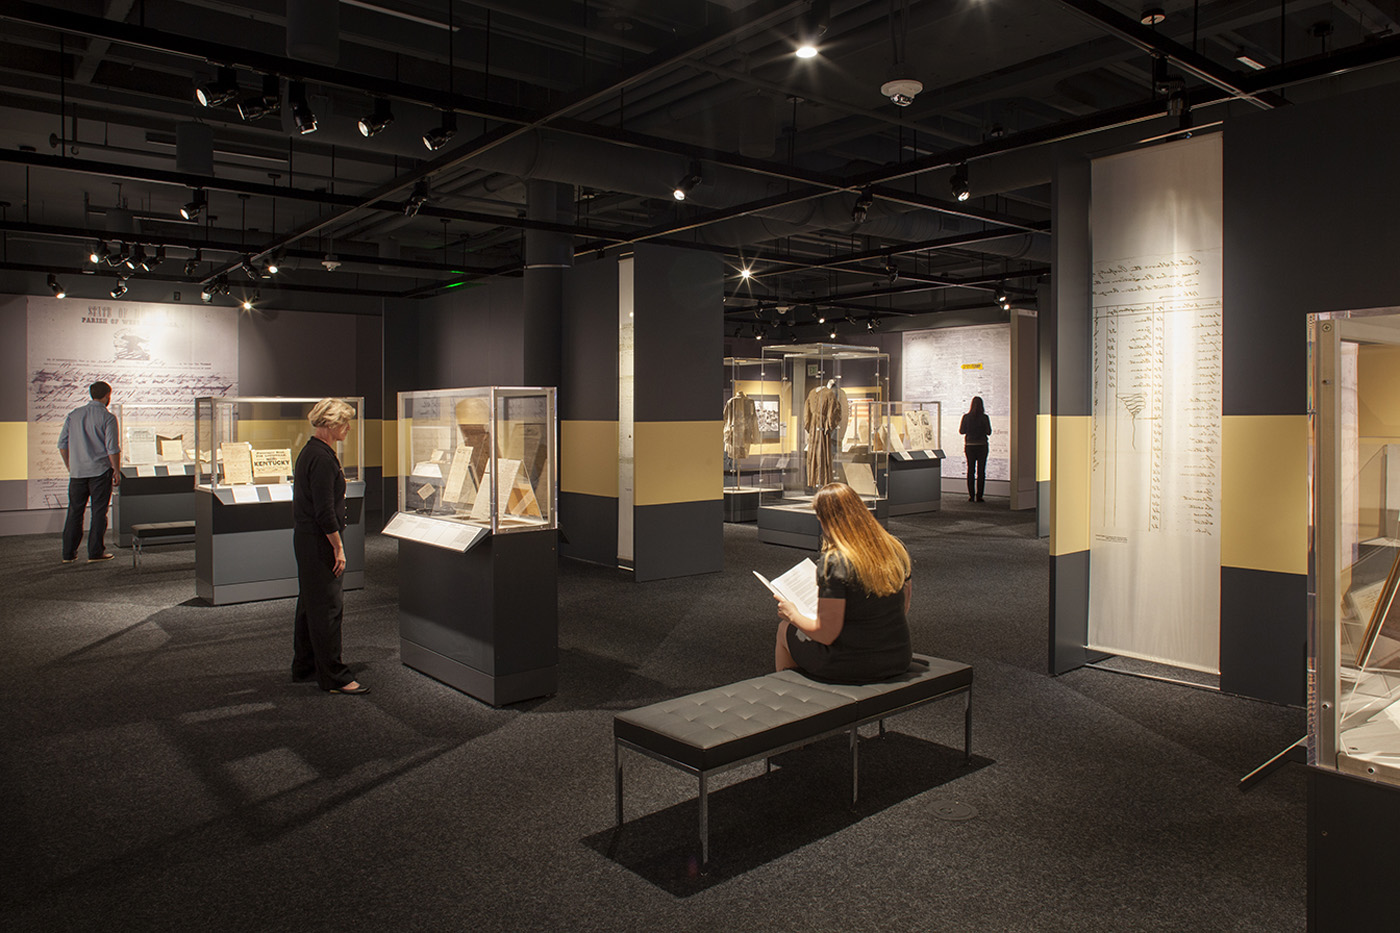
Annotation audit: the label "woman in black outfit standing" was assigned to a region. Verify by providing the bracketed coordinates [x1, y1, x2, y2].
[774, 482, 913, 682]
[291, 398, 367, 694]
[960, 396, 991, 502]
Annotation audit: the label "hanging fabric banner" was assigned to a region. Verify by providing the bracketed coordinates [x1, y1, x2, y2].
[1087, 136, 1223, 673]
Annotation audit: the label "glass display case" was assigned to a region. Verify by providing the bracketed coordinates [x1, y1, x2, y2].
[723, 357, 784, 521]
[759, 343, 889, 501]
[195, 396, 363, 495]
[113, 402, 197, 473]
[110, 401, 201, 549]
[394, 386, 557, 538]
[1311, 309, 1400, 787]
[885, 401, 943, 453]
[756, 343, 890, 548]
[193, 396, 365, 604]
[884, 400, 946, 516]
[389, 386, 559, 706]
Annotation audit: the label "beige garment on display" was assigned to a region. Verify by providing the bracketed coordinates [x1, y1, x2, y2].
[723, 391, 760, 460]
[802, 385, 844, 487]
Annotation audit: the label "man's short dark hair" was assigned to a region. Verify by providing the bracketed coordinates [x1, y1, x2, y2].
[89, 381, 111, 400]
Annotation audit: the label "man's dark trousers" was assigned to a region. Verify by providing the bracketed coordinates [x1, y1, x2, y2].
[62, 470, 113, 559]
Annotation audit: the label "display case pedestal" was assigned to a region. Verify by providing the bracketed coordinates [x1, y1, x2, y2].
[113, 466, 196, 547]
[1309, 766, 1400, 931]
[758, 497, 888, 550]
[195, 482, 365, 605]
[397, 531, 558, 706]
[887, 451, 945, 516]
[722, 486, 783, 523]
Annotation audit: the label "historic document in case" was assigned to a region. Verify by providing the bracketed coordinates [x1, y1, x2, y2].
[220, 442, 254, 485]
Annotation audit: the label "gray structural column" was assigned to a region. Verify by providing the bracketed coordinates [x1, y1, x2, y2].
[522, 179, 572, 389]
[1047, 149, 1095, 676]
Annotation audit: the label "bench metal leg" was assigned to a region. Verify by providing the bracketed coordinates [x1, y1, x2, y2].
[850, 727, 860, 806]
[132, 538, 141, 571]
[878, 718, 886, 737]
[764, 757, 771, 774]
[698, 771, 709, 866]
[614, 741, 624, 827]
[964, 690, 973, 764]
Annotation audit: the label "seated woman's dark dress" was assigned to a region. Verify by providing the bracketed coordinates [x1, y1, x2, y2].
[785, 552, 912, 683]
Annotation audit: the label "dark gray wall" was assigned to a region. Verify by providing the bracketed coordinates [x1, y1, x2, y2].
[633, 244, 722, 423]
[561, 257, 619, 422]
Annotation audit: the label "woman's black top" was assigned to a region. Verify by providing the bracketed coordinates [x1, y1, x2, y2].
[293, 437, 347, 535]
[792, 552, 912, 683]
[959, 411, 992, 446]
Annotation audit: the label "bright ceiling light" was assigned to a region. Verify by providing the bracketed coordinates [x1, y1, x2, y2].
[739, 267, 752, 279]
[195, 68, 239, 108]
[950, 163, 970, 202]
[180, 189, 207, 221]
[795, 44, 818, 59]
[47, 274, 66, 298]
[110, 277, 128, 299]
[358, 98, 395, 137]
[673, 161, 702, 201]
[289, 82, 317, 134]
[422, 111, 458, 151]
[88, 241, 107, 265]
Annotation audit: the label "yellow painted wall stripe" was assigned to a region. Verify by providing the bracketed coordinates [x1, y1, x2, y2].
[1049, 415, 1091, 556]
[1221, 414, 1309, 576]
[635, 420, 722, 506]
[562, 420, 620, 498]
[0, 422, 25, 481]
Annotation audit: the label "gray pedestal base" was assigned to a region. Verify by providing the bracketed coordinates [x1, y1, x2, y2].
[758, 498, 888, 550]
[195, 483, 365, 606]
[397, 531, 558, 707]
[888, 457, 943, 515]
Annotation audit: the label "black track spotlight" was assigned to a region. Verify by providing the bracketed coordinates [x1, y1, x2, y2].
[88, 241, 107, 265]
[852, 186, 874, 224]
[47, 274, 66, 299]
[180, 189, 207, 221]
[950, 163, 970, 202]
[994, 282, 1011, 310]
[153, 245, 166, 268]
[265, 252, 281, 275]
[885, 260, 899, 285]
[195, 67, 239, 108]
[672, 161, 703, 201]
[124, 244, 145, 271]
[185, 249, 202, 277]
[241, 255, 260, 279]
[289, 81, 317, 134]
[107, 242, 127, 267]
[358, 98, 394, 138]
[422, 110, 457, 151]
[110, 277, 128, 299]
[403, 179, 431, 217]
[237, 74, 282, 122]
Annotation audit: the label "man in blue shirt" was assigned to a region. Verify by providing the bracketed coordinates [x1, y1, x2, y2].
[58, 381, 122, 563]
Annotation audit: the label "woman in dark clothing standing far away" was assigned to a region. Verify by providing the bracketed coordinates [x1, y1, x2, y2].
[291, 398, 367, 694]
[959, 396, 992, 502]
[774, 482, 913, 683]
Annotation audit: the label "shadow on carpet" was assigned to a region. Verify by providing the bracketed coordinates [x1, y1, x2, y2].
[585, 732, 992, 896]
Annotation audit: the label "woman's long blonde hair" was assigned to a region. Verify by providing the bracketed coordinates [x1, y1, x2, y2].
[813, 482, 910, 596]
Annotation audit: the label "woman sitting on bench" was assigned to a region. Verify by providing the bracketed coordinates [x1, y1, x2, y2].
[774, 482, 913, 683]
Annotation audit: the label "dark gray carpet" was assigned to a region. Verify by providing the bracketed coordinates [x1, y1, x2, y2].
[0, 496, 1306, 932]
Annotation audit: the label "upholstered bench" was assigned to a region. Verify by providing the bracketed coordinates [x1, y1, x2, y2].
[613, 653, 972, 865]
[130, 521, 196, 570]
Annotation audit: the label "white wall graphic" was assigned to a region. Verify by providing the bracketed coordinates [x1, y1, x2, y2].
[26, 297, 239, 509]
[1088, 136, 1223, 673]
[902, 323, 1010, 480]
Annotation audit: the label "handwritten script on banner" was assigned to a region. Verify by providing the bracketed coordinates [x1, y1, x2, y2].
[1087, 135, 1223, 674]
[26, 297, 238, 508]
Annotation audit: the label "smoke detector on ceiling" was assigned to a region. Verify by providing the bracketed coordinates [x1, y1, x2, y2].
[880, 65, 923, 107]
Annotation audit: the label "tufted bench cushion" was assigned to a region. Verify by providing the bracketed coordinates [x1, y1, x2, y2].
[615, 655, 971, 772]
[612, 653, 973, 865]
